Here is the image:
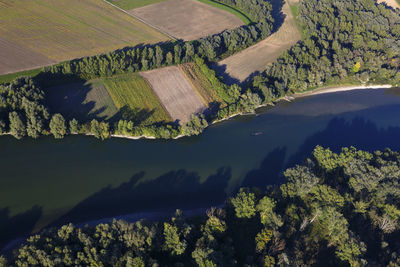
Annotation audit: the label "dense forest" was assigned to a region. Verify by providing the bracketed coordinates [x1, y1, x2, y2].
[1, 146, 399, 266]
[252, 0, 400, 101]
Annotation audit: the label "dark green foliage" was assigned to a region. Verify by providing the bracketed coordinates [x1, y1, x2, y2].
[4, 147, 400, 266]
[49, 113, 67, 139]
[68, 118, 79, 134]
[182, 114, 209, 136]
[252, 0, 400, 100]
[36, 0, 273, 82]
[8, 112, 26, 139]
[0, 77, 49, 139]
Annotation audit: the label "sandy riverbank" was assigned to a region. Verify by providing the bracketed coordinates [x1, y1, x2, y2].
[293, 84, 393, 98]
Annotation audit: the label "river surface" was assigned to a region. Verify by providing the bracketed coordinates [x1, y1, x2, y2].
[1, 88, 400, 248]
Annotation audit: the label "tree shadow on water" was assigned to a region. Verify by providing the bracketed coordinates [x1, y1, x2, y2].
[288, 116, 400, 167]
[241, 147, 287, 189]
[0, 206, 42, 252]
[52, 167, 231, 226]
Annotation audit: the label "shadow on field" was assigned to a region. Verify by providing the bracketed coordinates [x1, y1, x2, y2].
[211, 63, 241, 86]
[52, 167, 231, 226]
[270, 0, 286, 33]
[109, 106, 156, 125]
[44, 80, 109, 122]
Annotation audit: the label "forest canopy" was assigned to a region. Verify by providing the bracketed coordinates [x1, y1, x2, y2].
[252, 0, 400, 101]
[2, 146, 400, 266]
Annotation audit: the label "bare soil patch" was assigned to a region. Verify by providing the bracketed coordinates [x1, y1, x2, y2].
[216, 1, 301, 82]
[140, 66, 207, 124]
[129, 0, 243, 40]
[0, 0, 167, 75]
[377, 0, 400, 9]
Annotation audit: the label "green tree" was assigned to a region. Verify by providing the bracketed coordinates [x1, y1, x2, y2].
[9, 112, 26, 139]
[231, 189, 256, 219]
[49, 113, 67, 139]
[69, 118, 79, 134]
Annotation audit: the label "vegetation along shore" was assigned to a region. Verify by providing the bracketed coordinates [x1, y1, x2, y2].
[0, 0, 399, 142]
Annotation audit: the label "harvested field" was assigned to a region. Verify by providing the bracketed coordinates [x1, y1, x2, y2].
[103, 73, 171, 124]
[216, 1, 301, 82]
[129, 0, 243, 40]
[45, 80, 119, 121]
[0, 37, 55, 75]
[179, 63, 227, 108]
[377, 0, 400, 9]
[0, 0, 168, 75]
[140, 66, 207, 124]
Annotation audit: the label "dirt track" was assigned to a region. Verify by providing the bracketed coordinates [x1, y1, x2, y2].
[377, 0, 400, 9]
[216, 1, 301, 82]
[140, 66, 207, 124]
[129, 0, 243, 41]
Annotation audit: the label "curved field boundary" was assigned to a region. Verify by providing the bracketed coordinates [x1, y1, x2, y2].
[196, 0, 252, 25]
[377, 0, 400, 9]
[215, 1, 301, 82]
[129, 0, 243, 41]
[101, 0, 177, 40]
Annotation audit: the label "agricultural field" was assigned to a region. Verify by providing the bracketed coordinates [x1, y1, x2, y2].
[140, 66, 207, 124]
[0, 0, 168, 75]
[377, 0, 400, 9]
[216, 1, 301, 82]
[107, 0, 166, 9]
[0, 37, 55, 75]
[129, 0, 243, 40]
[102, 73, 171, 125]
[179, 63, 226, 108]
[45, 80, 119, 122]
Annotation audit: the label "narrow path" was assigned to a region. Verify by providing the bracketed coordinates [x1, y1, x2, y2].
[100, 0, 177, 40]
[215, 1, 301, 83]
[377, 0, 400, 10]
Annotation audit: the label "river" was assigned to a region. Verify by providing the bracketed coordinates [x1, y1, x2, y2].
[1, 87, 400, 249]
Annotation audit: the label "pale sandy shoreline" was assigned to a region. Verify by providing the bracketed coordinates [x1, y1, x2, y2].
[293, 84, 393, 98]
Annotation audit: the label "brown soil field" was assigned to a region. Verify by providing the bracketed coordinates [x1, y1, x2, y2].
[377, 0, 400, 9]
[216, 1, 301, 82]
[0, 37, 55, 75]
[0, 0, 168, 75]
[140, 66, 207, 124]
[129, 0, 243, 40]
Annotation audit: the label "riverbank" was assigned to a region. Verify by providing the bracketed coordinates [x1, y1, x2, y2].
[0, 84, 393, 142]
[293, 84, 393, 98]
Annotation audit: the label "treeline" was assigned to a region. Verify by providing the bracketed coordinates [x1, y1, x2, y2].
[2, 146, 400, 266]
[0, 57, 265, 140]
[252, 0, 400, 102]
[36, 0, 273, 82]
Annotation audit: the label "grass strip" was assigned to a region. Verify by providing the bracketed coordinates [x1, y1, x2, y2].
[0, 68, 43, 84]
[102, 73, 171, 124]
[197, 0, 252, 25]
[106, 0, 166, 9]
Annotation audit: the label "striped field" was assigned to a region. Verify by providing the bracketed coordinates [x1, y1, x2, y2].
[103, 73, 172, 124]
[0, 0, 168, 75]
